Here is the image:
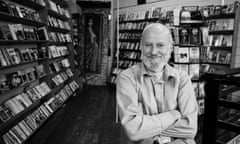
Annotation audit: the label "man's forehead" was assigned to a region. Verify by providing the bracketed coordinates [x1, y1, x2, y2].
[142, 27, 169, 41]
[144, 26, 168, 35]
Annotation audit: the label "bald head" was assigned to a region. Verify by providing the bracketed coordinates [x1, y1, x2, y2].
[141, 23, 173, 47]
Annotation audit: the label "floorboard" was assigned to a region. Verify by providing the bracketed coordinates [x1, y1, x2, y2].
[27, 85, 120, 144]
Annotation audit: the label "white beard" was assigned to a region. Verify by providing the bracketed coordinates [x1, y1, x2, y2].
[142, 54, 169, 72]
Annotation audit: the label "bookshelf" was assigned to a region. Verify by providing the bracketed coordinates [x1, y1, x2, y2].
[0, 0, 82, 143]
[205, 1, 240, 74]
[71, 13, 83, 72]
[201, 69, 240, 144]
[172, 5, 207, 115]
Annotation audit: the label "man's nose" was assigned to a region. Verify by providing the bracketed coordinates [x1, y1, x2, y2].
[151, 46, 158, 55]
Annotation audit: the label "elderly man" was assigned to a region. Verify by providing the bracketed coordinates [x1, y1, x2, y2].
[117, 23, 198, 144]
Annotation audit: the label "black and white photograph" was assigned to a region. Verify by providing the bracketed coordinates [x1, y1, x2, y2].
[0, 0, 240, 144]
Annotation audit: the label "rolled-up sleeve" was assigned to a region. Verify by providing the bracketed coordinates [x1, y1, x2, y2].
[117, 72, 181, 141]
[162, 73, 198, 139]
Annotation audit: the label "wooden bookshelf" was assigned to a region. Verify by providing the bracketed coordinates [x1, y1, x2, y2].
[0, 100, 42, 134]
[207, 13, 235, 19]
[8, 0, 45, 10]
[0, 0, 82, 143]
[0, 12, 45, 27]
[0, 40, 48, 45]
[48, 26, 70, 33]
[0, 80, 39, 104]
[210, 46, 232, 51]
[0, 58, 46, 73]
[119, 17, 160, 23]
[209, 30, 234, 35]
[48, 9, 69, 21]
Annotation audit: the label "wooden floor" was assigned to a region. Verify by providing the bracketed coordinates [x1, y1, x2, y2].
[27, 85, 203, 144]
[27, 85, 120, 144]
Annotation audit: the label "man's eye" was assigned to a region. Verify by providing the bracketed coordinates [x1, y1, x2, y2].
[144, 43, 152, 47]
[156, 44, 164, 47]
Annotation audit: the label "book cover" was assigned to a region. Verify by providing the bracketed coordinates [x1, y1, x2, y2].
[6, 48, 21, 65]
[19, 93, 32, 107]
[0, 104, 11, 122]
[0, 0, 10, 14]
[26, 88, 40, 102]
[212, 35, 223, 46]
[0, 74, 9, 94]
[0, 49, 9, 67]
[37, 27, 49, 40]
[209, 20, 216, 31]
[179, 28, 189, 45]
[8, 130, 22, 144]
[222, 19, 234, 30]
[4, 99, 22, 115]
[7, 72, 22, 88]
[1, 24, 14, 40]
[221, 35, 232, 47]
[213, 5, 222, 15]
[15, 94, 29, 108]
[199, 64, 210, 76]
[8, 24, 18, 40]
[38, 46, 48, 58]
[189, 64, 199, 80]
[201, 27, 210, 46]
[11, 127, 25, 143]
[189, 47, 200, 63]
[8, 3, 19, 17]
[13, 125, 27, 141]
[35, 65, 45, 78]
[29, 47, 39, 60]
[152, 7, 161, 18]
[190, 28, 201, 45]
[178, 47, 189, 63]
[19, 121, 33, 135]
[218, 51, 231, 64]
[144, 10, 150, 19]
[225, 3, 236, 14]
[2, 133, 13, 144]
[19, 48, 31, 62]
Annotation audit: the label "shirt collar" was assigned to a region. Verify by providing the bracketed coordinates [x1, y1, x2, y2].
[140, 63, 177, 83]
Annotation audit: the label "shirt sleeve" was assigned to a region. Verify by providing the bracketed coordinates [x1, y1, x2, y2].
[161, 72, 198, 139]
[117, 72, 181, 141]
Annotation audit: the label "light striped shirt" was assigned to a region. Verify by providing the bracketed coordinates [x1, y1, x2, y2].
[117, 63, 198, 144]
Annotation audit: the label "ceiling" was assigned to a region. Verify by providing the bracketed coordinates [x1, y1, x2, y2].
[77, 0, 111, 8]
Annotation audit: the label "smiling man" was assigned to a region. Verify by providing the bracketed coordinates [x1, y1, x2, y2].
[117, 23, 198, 144]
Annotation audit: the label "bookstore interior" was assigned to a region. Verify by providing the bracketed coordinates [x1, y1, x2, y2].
[0, 0, 240, 144]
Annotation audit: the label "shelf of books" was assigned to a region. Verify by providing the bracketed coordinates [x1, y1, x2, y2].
[171, 2, 240, 116]
[71, 13, 83, 72]
[0, 0, 82, 143]
[171, 5, 207, 115]
[205, 2, 240, 74]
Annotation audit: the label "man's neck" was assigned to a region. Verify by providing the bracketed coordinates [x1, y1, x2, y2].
[144, 64, 166, 74]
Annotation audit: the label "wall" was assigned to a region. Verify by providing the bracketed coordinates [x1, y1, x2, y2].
[114, 0, 240, 10]
[112, 0, 240, 22]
